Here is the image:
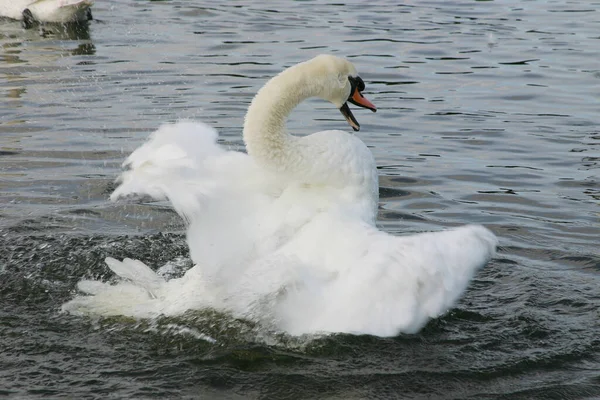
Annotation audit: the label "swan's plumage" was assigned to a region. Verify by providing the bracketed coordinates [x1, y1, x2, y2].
[63, 55, 497, 337]
[0, 0, 92, 25]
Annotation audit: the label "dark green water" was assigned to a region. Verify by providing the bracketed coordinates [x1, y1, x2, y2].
[1, 1, 599, 398]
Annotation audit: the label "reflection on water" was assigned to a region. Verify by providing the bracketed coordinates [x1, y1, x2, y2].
[38, 22, 93, 41]
[0, 24, 94, 63]
[0, 0, 599, 398]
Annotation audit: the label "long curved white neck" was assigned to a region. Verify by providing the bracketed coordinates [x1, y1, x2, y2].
[243, 62, 322, 172]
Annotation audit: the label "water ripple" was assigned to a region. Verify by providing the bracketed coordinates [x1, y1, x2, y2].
[1, 0, 599, 398]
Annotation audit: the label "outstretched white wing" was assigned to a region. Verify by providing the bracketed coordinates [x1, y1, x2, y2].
[271, 220, 498, 336]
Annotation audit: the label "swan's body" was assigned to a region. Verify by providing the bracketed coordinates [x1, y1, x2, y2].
[0, 0, 93, 26]
[63, 55, 498, 337]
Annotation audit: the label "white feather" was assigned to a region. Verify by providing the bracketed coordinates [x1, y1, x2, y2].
[0, 0, 92, 23]
[63, 55, 498, 337]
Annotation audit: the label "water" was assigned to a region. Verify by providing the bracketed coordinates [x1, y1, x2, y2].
[1, 0, 599, 398]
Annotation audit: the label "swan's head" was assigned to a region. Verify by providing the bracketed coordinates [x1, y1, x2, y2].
[300, 55, 377, 131]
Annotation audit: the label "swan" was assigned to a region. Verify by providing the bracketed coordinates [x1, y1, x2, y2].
[0, 0, 93, 28]
[62, 55, 498, 337]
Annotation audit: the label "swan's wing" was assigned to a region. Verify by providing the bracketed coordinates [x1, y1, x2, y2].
[104, 257, 165, 295]
[278, 221, 498, 337]
[63, 257, 215, 318]
[64, 260, 162, 318]
[110, 121, 276, 222]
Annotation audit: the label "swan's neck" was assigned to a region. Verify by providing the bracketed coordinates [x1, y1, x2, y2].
[243, 63, 322, 172]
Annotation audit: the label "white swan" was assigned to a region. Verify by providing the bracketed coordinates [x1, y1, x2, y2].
[62, 55, 498, 337]
[0, 0, 93, 27]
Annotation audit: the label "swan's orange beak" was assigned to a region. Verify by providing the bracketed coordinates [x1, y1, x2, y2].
[349, 89, 377, 113]
[340, 77, 376, 132]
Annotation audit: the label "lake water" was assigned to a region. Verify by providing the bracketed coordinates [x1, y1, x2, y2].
[1, 0, 599, 398]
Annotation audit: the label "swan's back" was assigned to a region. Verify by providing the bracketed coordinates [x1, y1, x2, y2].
[1, 0, 93, 23]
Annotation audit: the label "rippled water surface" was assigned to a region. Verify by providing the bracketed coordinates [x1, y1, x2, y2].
[1, 1, 599, 398]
